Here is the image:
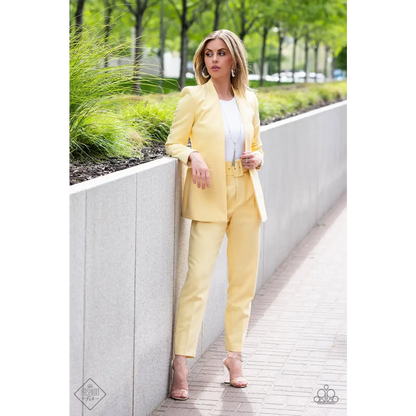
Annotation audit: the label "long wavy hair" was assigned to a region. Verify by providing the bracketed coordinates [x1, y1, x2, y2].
[193, 29, 257, 99]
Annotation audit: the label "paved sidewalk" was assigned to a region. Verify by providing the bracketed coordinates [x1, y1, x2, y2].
[154, 194, 347, 416]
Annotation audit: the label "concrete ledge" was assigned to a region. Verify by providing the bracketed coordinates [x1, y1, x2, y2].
[70, 100, 347, 415]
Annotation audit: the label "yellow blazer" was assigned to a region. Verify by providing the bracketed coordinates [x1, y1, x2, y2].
[165, 77, 267, 223]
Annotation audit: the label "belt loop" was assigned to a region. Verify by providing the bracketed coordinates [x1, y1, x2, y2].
[234, 160, 243, 177]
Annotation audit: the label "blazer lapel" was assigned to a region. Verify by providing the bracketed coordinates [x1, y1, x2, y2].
[206, 78, 250, 153]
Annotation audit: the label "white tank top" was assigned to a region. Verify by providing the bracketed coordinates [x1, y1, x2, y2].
[219, 97, 245, 162]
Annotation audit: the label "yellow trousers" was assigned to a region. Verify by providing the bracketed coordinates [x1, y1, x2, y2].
[174, 159, 262, 358]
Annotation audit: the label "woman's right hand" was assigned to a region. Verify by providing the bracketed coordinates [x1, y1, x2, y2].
[188, 152, 210, 190]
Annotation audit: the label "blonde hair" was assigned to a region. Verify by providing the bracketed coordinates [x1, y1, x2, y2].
[193, 29, 257, 99]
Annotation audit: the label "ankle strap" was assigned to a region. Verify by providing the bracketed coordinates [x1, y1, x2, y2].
[173, 355, 187, 364]
[226, 351, 243, 362]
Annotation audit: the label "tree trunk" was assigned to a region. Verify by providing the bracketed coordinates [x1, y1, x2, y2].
[133, 13, 143, 95]
[259, 26, 268, 87]
[304, 30, 309, 83]
[179, 0, 189, 89]
[323, 44, 330, 80]
[121, 0, 155, 94]
[179, 24, 188, 89]
[159, 0, 166, 93]
[213, 0, 221, 31]
[104, 0, 114, 68]
[277, 30, 284, 84]
[314, 42, 319, 83]
[75, 0, 86, 36]
[292, 37, 297, 84]
[239, 7, 246, 41]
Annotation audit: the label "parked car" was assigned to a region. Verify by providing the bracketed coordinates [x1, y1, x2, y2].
[265, 73, 279, 81]
[279, 72, 292, 82]
[260, 70, 326, 83]
[333, 69, 346, 80]
[293, 71, 306, 82]
[306, 72, 325, 83]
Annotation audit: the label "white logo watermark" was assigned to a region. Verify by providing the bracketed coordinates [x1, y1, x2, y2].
[314, 384, 339, 404]
[74, 378, 106, 410]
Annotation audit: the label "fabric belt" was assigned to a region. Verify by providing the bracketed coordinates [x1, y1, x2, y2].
[225, 159, 249, 177]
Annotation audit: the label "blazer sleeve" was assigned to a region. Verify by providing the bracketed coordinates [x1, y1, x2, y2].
[165, 86, 198, 167]
[251, 93, 264, 170]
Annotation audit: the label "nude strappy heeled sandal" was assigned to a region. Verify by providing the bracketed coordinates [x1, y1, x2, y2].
[170, 356, 189, 401]
[223, 351, 248, 388]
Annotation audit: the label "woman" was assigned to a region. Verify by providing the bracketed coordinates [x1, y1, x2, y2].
[165, 29, 267, 401]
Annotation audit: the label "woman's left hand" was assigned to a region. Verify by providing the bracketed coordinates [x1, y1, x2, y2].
[241, 151, 260, 169]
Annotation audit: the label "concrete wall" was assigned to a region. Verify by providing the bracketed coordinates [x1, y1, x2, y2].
[70, 101, 347, 415]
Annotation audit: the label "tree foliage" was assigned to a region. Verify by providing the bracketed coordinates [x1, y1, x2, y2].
[70, 0, 347, 87]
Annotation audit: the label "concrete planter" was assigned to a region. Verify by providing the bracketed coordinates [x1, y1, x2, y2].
[70, 100, 347, 415]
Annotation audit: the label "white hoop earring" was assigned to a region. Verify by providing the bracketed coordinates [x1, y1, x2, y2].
[231, 68, 236, 77]
[202, 66, 210, 78]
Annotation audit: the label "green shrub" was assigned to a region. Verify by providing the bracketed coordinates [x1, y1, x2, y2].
[119, 101, 172, 146]
[255, 81, 346, 119]
[70, 31, 346, 163]
[70, 26, 144, 162]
